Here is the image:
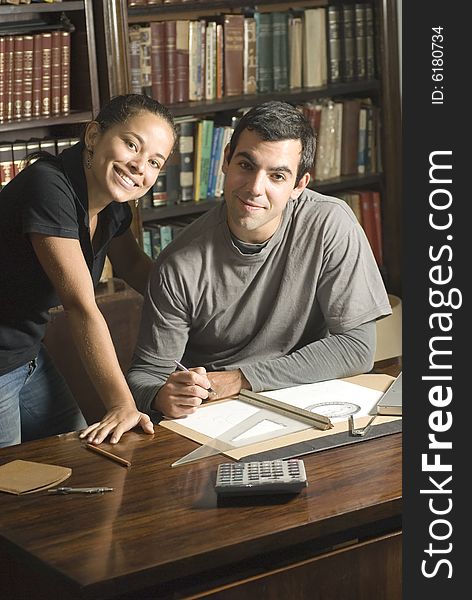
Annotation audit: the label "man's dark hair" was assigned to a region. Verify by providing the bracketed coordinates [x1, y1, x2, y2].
[227, 101, 316, 184]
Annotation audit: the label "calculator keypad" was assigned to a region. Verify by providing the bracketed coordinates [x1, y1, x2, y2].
[215, 460, 307, 496]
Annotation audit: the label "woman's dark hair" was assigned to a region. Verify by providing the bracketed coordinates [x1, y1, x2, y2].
[227, 101, 316, 184]
[83, 93, 177, 146]
[25, 94, 177, 167]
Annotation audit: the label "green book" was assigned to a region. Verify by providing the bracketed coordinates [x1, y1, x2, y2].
[254, 12, 273, 93]
[272, 12, 289, 92]
[198, 119, 215, 200]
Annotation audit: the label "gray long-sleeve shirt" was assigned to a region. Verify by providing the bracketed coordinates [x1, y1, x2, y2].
[128, 189, 391, 416]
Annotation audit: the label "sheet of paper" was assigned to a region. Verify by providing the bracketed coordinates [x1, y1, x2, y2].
[168, 379, 384, 441]
[260, 379, 383, 422]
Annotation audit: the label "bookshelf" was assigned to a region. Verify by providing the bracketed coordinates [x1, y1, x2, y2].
[96, 0, 401, 294]
[0, 0, 100, 165]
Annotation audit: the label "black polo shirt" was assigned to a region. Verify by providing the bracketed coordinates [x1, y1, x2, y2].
[0, 142, 132, 375]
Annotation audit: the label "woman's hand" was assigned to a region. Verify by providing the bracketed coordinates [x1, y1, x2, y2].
[79, 407, 154, 445]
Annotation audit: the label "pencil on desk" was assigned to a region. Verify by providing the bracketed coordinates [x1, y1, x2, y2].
[84, 443, 131, 468]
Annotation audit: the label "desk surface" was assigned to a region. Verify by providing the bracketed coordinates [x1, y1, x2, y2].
[0, 363, 402, 600]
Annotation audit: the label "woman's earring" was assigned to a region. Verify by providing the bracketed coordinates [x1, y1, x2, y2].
[86, 148, 93, 169]
[135, 198, 140, 208]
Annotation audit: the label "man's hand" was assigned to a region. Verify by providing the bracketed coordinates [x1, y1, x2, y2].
[79, 407, 154, 444]
[207, 370, 251, 399]
[153, 367, 213, 418]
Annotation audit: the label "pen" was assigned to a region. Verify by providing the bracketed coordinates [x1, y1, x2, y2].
[174, 360, 215, 394]
[48, 487, 114, 495]
[84, 443, 131, 468]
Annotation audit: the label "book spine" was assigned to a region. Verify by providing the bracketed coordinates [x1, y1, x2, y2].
[215, 22, 224, 99]
[142, 227, 153, 259]
[193, 120, 204, 201]
[13, 35, 24, 120]
[255, 12, 273, 93]
[288, 15, 302, 90]
[129, 25, 142, 94]
[206, 126, 222, 198]
[51, 31, 61, 115]
[139, 25, 152, 97]
[188, 21, 202, 101]
[205, 21, 216, 101]
[4, 36, 14, 121]
[152, 169, 168, 206]
[272, 12, 289, 92]
[150, 21, 167, 104]
[198, 20, 206, 101]
[327, 5, 342, 84]
[164, 20, 177, 104]
[243, 17, 257, 94]
[214, 123, 234, 197]
[60, 31, 70, 114]
[365, 4, 376, 79]
[21, 34, 33, 119]
[341, 4, 356, 82]
[354, 3, 367, 80]
[199, 119, 214, 200]
[0, 143, 14, 188]
[177, 120, 195, 202]
[41, 32, 52, 117]
[0, 37, 4, 122]
[340, 98, 361, 176]
[224, 14, 244, 97]
[357, 105, 367, 174]
[175, 20, 189, 103]
[32, 34, 42, 117]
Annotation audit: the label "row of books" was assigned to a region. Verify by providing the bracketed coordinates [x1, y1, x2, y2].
[138, 94, 381, 208]
[0, 30, 71, 123]
[140, 114, 239, 207]
[128, 4, 375, 105]
[0, 136, 78, 188]
[142, 215, 199, 260]
[304, 96, 382, 182]
[339, 189, 383, 267]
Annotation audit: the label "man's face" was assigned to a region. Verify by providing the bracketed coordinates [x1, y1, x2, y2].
[222, 129, 309, 243]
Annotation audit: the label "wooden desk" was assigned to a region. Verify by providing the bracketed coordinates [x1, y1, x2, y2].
[0, 385, 402, 599]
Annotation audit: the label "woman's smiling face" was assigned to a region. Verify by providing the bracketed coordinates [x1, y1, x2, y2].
[85, 111, 175, 206]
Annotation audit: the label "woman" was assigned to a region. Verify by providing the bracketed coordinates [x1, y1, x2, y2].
[0, 94, 176, 448]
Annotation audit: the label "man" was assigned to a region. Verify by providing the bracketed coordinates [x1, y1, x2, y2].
[128, 101, 391, 420]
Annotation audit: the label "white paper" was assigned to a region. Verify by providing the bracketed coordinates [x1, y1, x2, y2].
[170, 379, 383, 441]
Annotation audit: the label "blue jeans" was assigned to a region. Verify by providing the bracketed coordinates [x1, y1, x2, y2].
[0, 346, 87, 448]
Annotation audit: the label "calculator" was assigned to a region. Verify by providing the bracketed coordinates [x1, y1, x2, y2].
[215, 459, 308, 496]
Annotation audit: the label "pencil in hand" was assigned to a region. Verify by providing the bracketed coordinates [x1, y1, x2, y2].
[173, 360, 216, 395]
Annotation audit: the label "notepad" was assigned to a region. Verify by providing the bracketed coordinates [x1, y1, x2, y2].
[376, 372, 402, 416]
[0, 460, 72, 495]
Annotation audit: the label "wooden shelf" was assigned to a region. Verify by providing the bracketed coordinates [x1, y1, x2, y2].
[0, 1, 84, 16]
[0, 111, 93, 133]
[169, 81, 380, 118]
[142, 198, 222, 223]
